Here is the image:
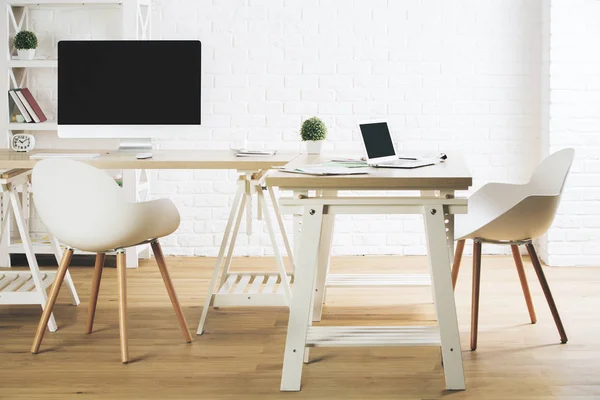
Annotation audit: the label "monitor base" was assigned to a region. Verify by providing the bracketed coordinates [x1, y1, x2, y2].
[118, 138, 152, 152]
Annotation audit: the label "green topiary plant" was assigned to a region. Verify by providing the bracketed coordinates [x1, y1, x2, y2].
[300, 117, 327, 141]
[14, 31, 38, 50]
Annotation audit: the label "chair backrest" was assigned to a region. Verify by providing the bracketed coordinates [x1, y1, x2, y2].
[528, 148, 575, 195]
[32, 159, 126, 247]
[458, 148, 575, 242]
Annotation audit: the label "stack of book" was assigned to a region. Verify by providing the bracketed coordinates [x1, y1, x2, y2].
[8, 88, 47, 123]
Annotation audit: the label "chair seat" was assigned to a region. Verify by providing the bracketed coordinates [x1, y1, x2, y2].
[63, 198, 180, 253]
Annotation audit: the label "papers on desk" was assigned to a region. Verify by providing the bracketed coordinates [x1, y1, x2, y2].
[279, 163, 369, 176]
[321, 160, 368, 168]
[329, 157, 367, 165]
[233, 149, 277, 157]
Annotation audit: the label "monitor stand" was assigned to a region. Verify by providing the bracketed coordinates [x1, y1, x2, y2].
[118, 138, 153, 153]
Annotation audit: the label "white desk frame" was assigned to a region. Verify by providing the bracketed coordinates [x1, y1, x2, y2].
[196, 171, 296, 334]
[277, 191, 467, 391]
[0, 149, 299, 333]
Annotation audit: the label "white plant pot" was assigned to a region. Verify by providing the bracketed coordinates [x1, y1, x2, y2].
[17, 49, 35, 60]
[305, 140, 323, 155]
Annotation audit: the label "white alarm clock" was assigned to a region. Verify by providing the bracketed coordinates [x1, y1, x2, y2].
[11, 133, 35, 152]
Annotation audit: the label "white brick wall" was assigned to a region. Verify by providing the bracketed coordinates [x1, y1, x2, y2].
[27, 1, 549, 258]
[544, 0, 600, 266]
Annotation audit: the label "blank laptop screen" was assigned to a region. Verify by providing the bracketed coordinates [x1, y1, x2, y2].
[360, 122, 396, 159]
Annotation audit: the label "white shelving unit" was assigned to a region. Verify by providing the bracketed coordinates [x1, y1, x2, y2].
[8, 121, 57, 130]
[8, 59, 57, 68]
[0, 0, 151, 268]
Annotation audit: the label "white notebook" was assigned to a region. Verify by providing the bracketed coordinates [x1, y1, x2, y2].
[30, 153, 100, 159]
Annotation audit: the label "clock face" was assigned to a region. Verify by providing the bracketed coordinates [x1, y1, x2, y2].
[12, 134, 34, 152]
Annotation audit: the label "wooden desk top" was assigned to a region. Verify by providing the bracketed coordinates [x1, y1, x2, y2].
[0, 149, 299, 170]
[266, 154, 473, 191]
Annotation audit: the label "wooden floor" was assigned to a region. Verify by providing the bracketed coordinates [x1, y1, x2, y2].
[1, 255, 599, 400]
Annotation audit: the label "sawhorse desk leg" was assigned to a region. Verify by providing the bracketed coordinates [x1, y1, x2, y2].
[197, 172, 295, 335]
[424, 202, 465, 390]
[1, 173, 79, 332]
[281, 205, 324, 391]
[276, 193, 466, 392]
[311, 190, 336, 323]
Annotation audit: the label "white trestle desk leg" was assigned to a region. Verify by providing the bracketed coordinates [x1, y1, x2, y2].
[220, 185, 248, 288]
[49, 236, 80, 306]
[0, 199, 12, 264]
[267, 186, 296, 273]
[22, 181, 30, 231]
[246, 178, 252, 236]
[8, 185, 58, 332]
[421, 190, 438, 301]
[423, 204, 465, 390]
[440, 190, 455, 263]
[281, 205, 324, 392]
[311, 191, 336, 321]
[0, 194, 12, 267]
[305, 201, 335, 363]
[292, 190, 308, 259]
[257, 187, 291, 304]
[197, 178, 245, 335]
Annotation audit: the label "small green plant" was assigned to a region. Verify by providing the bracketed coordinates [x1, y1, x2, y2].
[14, 31, 38, 50]
[300, 117, 327, 141]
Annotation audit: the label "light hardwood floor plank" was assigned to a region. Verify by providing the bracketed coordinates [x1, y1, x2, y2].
[1, 255, 599, 399]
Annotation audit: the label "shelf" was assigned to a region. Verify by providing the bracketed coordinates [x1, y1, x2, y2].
[306, 325, 441, 348]
[8, 59, 57, 68]
[212, 272, 292, 307]
[0, 270, 55, 305]
[326, 274, 431, 287]
[8, 121, 57, 131]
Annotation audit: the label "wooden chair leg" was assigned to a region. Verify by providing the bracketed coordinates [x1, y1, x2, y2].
[471, 241, 482, 351]
[151, 240, 193, 343]
[525, 243, 568, 344]
[86, 253, 106, 334]
[511, 245, 537, 324]
[452, 239, 465, 290]
[31, 248, 74, 354]
[117, 251, 129, 363]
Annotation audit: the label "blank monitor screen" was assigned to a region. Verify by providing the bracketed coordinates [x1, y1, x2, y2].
[58, 40, 201, 125]
[359, 122, 396, 159]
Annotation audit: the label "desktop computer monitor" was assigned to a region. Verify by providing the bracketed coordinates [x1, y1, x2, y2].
[58, 40, 201, 150]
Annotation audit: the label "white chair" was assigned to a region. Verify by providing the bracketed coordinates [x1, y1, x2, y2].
[453, 148, 574, 351]
[29, 159, 192, 363]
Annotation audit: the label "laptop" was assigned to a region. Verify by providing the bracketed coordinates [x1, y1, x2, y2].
[358, 121, 437, 169]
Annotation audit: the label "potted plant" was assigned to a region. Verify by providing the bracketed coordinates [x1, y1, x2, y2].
[300, 117, 327, 155]
[14, 31, 38, 60]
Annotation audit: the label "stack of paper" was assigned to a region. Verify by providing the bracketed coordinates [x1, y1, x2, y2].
[234, 149, 277, 157]
[279, 164, 369, 176]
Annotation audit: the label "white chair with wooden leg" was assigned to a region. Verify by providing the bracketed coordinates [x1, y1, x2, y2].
[29, 159, 192, 363]
[453, 148, 574, 350]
